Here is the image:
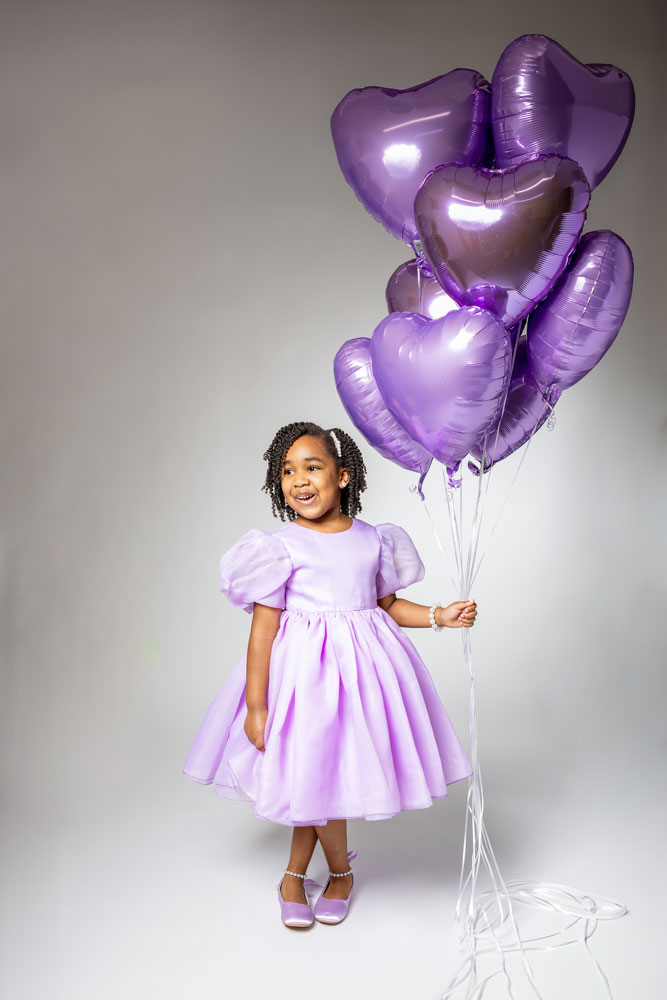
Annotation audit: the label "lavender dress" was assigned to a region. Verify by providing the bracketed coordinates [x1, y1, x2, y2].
[182, 517, 472, 827]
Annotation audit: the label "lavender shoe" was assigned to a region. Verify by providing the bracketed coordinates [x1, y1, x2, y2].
[276, 869, 323, 929]
[313, 849, 358, 925]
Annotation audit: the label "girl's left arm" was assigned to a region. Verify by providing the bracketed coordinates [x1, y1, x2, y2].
[378, 594, 477, 629]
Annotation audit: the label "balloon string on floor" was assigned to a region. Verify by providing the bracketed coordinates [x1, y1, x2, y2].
[413, 438, 629, 1000]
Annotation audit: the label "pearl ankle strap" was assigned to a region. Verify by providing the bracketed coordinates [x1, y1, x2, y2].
[284, 867, 353, 878]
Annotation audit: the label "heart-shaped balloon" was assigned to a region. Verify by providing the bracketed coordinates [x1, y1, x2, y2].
[370, 309, 512, 482]
[414, 155, 590, 329]
[467, 338, 561, 475]
[492, 34, 635, 190]
[386, 259, 459, 320]
[331, 70, 491, 246]
[334, 337, 432, 494]
[526, 230, 634, 394]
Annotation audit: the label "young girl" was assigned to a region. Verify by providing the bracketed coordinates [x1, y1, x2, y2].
[182, 420, 477, 929]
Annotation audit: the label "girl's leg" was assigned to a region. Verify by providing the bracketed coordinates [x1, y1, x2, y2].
[280, 824, 319, 903]
[314, 819, 353, 900]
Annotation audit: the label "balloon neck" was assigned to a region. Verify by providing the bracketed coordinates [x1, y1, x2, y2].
[543, 385, 562, 406]
[445, 462, 462, 489]
[408, 470, 428, 501]
[467, 455, 493, 477]
[411, 240, 434, 279]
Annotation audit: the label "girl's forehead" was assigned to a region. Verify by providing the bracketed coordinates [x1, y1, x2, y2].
[283, 435, 331, 463]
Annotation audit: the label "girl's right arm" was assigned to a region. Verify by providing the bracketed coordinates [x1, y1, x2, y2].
[243, 602, 282, 752]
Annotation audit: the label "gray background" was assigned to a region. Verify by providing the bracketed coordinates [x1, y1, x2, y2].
[1, 1, 665, 998]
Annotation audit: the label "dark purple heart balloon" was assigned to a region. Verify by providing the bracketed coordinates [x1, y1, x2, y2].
[331, 70, 491, 246]
[467, 338, 562, 476]
[526, 230, 634, 393]
[333, 337, 432, 492]
[386, 259, 459, 319]
[370, 309, 512, 478]
[414, 155, 590, 329]
[492, 34, 635, 190]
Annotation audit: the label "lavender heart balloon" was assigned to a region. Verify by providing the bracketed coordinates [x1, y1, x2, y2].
[331, 70, 491, 246]
[370, 309, 512, 484]
[526, 230, 634, 394]
[334, 337, 432, 493]
[492, 34, 635, 190]
[414, 155, 590, 329]
[467, 338, 562, 476]
[386, 259, 459, 320]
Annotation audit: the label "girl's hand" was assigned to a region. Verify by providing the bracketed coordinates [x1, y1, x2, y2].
[438, 600, 477, 629]
[244, 706, 268, 752]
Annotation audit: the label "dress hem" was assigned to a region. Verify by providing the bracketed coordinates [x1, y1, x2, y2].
[182, 767, 473, 827]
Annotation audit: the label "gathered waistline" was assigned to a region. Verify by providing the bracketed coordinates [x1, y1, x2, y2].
[282, 606, 380, 615]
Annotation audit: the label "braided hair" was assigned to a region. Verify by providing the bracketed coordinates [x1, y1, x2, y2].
[261, 421, 368, 521]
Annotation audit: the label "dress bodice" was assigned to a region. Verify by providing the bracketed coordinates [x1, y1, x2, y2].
[276, 518, 381, 612]
[218, 517, 425, 615]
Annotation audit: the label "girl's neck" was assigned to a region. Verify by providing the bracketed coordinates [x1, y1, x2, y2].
[293, 512, 354, 534]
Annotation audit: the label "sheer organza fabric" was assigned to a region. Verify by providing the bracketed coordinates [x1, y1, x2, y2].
[182, 517, 472, 826]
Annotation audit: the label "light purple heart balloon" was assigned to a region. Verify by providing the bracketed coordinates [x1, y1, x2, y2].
[414, 155, 590, 329]
[526, 230, 634, 394]
[370, 309, 512, 484]
[334, 337, 432, 494]
[331, 70, 492, 246]
[467, 338, 562, 476]
[492, 34, 635, 190]
[386, 259, 459, 320]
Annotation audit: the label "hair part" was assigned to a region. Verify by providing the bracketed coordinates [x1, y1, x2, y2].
[261, 421, 368, 521]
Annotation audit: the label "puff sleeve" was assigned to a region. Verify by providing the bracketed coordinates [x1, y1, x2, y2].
[219, 529, 292, 614]
[375, 522, 425, 599]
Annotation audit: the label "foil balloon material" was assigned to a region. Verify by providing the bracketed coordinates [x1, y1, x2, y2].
[467, 338, 562, 476]
[492, 34, 635, 190]
[330, 70, 492, 247]
[369, 309, 512, 484]
[413, 155, 590, 329]
[386, 259, 460, 320]
[526, 230, 634, 394]
[334, 337, 433, 493]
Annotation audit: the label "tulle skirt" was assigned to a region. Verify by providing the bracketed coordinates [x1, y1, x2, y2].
[182, 607, 472, 826]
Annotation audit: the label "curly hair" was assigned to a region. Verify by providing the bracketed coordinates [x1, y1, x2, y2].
[261, 421, 368, 521]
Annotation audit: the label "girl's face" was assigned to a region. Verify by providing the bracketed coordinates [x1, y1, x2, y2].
[281, 435, 349, 521]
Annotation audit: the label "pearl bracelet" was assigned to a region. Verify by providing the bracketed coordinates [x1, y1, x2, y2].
[429, 603, 444, 632]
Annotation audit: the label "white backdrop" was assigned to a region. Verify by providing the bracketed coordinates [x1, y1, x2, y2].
[1, 1, 665, 998]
